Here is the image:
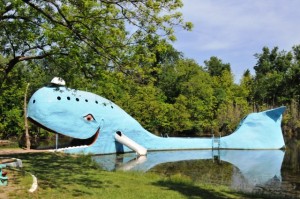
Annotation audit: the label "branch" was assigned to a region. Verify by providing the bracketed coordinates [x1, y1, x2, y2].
[5, 53, 57, 76]
[0, 14, 31, 21]
[0, 2, 13, 18]
[21, 43, 51, 56]
[3, 26, 16, 57]
[22, 0, 66, 27]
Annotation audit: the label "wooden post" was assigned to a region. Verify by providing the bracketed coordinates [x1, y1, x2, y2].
[24, 83, 31, 150]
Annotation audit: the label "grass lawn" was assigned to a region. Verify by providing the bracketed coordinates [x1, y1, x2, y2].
[0, 152, 279, 199]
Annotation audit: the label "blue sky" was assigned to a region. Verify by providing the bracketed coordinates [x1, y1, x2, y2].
[173, 0, 300, 83]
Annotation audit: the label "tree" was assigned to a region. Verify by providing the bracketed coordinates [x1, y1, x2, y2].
[204, 56, 231, 77]
[253, 46, 293, 106]
[0, 0, 192, 88]
[239, 69, 254, 109]
[24, 83, 30, 149]
[286, 45, 300, 98]
[0, 0, 195, 140]
[158, 59, 216, 135]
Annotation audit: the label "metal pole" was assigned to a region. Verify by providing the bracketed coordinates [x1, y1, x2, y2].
[56, 134, 58, 150]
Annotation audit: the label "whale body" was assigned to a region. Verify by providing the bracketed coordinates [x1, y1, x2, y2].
[27, 85, 286, 154]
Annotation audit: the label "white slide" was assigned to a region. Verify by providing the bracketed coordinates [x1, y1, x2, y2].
[114, 131, 147, 156]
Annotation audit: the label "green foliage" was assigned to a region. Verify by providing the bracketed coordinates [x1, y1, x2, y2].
[253, 46, 294, 105]
[0, 0, 191, 87]
[1, 0, 300, 140]
[251, 45, 300, 137]
[204, 56, 231, 77]
[0, 64, 27, 138]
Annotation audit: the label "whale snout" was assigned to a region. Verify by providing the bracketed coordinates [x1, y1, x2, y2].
[27, 87, 101, 139]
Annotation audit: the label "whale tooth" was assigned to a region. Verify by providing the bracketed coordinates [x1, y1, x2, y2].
[48, 145, 88, 152]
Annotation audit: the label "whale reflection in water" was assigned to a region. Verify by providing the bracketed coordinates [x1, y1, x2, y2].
[92, 150, 284, 191]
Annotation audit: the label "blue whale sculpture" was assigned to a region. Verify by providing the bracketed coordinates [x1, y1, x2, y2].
[27, 84, 286, 155]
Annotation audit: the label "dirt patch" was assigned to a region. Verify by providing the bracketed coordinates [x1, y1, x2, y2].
[0, 166, 35, 198]
[0, 148, 49, 155]
[0, 140, 13, 147]
[0, 148, 46, 198]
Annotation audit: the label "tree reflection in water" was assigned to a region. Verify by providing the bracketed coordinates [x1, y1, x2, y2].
[93, 143, 300, 198]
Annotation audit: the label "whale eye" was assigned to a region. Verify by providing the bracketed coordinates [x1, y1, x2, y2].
[83, 114, 95, 122]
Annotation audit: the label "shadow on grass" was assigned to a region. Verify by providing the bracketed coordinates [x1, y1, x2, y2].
[152, 179, 233, 199]
[1, 152, 108, 195]
[152, 178, 293, 199]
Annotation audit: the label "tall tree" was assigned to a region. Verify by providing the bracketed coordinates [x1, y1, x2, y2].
[24, 83, 30, 149]
[286, 45, 300, 98]
[0, 0, 192, 88]
[158, 59, 215, 135]
[239, 69, 254, 107]
[253, 46, 293, 106]
[204, 56, 231, 77]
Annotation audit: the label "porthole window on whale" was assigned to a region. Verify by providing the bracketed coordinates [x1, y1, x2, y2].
[57, 96, 61, 100]
[85, 99, 88, 102]
[76, 98, 79, 101]
[67, 96, 70, 100]
[95, 101, 98, 104]
[33, 100, 36, 104]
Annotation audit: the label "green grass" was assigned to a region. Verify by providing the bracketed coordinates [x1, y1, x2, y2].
[0, 152, 284, 199]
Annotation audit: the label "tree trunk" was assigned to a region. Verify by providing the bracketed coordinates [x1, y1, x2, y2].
[24, 83, 30, 150]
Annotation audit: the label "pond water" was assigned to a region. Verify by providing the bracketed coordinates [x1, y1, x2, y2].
[36, 135, 300, 198]
[92, 142, 300, 198]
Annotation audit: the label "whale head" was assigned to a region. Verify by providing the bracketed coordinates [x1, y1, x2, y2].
[27, 79, 151, 154]
[27, 86, 105, 144]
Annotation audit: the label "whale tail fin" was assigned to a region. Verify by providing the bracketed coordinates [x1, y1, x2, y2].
[264, 106, 286, 122]
[222, 106, 286, 149]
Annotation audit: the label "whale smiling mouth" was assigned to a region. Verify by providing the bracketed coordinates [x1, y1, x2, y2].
[28, 117, 99, 150]
[68, 129, 99, 147]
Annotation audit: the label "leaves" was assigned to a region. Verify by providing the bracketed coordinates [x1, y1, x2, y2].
[1, 1, 300, 141]
[0, 0, 192, 87]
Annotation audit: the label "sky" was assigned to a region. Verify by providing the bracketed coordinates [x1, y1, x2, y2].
[173, 0, 300, 83]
